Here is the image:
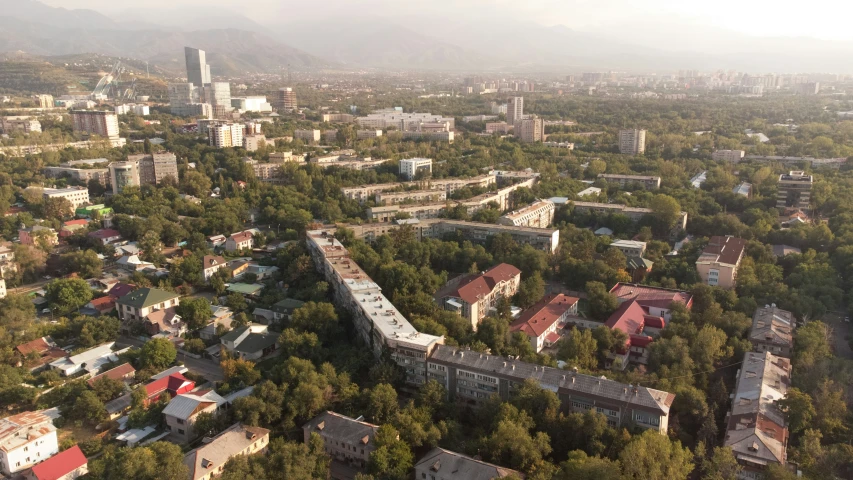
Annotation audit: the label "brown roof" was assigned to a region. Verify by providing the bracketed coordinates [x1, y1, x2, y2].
[437, 263, 521, 304]
[87, 362, 136, 387]
[510, 294, 578, 337]
[698, 236, 747, 266]
[16, 337, 53, 356]
[609, 283, 693, 310]
[229, 231, 253, 243]
[203, 255, 226, 268]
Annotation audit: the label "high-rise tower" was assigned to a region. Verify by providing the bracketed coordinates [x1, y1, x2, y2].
[184, 47, 211, 87]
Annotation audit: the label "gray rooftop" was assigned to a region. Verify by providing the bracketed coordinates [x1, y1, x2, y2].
[750, 306, 794, 348]
[162, 390, 226, 421]
[415, 448, 522, 480]
[303, 411, 378, 446]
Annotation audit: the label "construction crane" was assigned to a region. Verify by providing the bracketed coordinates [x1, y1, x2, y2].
[92, 61, 137, 101]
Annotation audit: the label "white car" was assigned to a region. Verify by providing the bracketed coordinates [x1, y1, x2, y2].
[845, 316, 850, 323]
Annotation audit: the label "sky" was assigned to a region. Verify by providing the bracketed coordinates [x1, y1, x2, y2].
[41, 0, 853, 41]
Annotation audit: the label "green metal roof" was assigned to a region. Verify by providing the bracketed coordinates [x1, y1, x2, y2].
[227, 283, 264, 296]
[272, 298, 305, 313]
[116, 287, 179, 309]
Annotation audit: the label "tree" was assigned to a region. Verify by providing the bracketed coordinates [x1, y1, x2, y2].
[516, 272, 545, 309]
[586, 281, 618, 321]
[192, 411, 226, 438]
[619, 430, 694, 480]
[368, 425, 413, 480]
[88, 441, 188, 480]
[182, 170, 212, 197]
[366, 383, 398, 424]
[778, 387, 815, 434]
[61, 250, 103, 278]
[225, 292, 248, 312]
[557, 328, 598, 370]
[139, 338, 177, 370]
[278, 329, 320, 360]
[221, 356, 261, 387]
[555, 450, 622, 480]
[183, 338, 206, 355]
[91, 376, 126, 402]
[649, 194, 682, 233]
[175, 297, 213, 330]
[72, 390, 107, 426]
[290, 302, 339, 339]
[139, 230, 164, 264]
[699, 446, 741, 480]
[45, 278, 93, 315]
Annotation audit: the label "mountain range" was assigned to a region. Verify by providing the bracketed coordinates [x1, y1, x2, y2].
[2, 0, 853, 74]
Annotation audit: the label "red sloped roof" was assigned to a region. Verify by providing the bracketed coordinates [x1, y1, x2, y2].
[88, 228, 122, 239]
[107, 283, 136, 299]
[144, 373, 193, 399]
[88, 296, 116, 312]
[87, 362, 136, 387]
[510, 294, 579, 337]
[441, 263, 521, 304]
[609, 282, 693, 310]
[30, 445, 87, 480]
[63, 219, 89, 227]
[605, 299, 647, 337]
[16, 337, 51, 356]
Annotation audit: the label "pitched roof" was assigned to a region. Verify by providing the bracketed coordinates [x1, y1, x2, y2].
[750, 306, 794, 348]
[415, 447, 523, 480]
[145, 307, 181, 329]
[16, 337, 55, 356]
[609, 283, 693, 310]
[436, 263, 521, 304]
[0, 411, 55, 452]
[184, 423, 270, 480]
[116, 287, 179, 309]
[229, 231, 253, 243]
[510, 294, 578, 338]
[87, 362, 135, 387]
[29, 444, 87, 480]
[697, 236, 747, 267]
[87, 296, 116, 312]
[107, 283, 136, 299]
[144, 372, 194, 399]
[303, 411, 378, 445]
[88, 228, 122, 240]
[226, 283, 264, 295]
[162, 390, 226, 421]
[202, 255, 226, 269]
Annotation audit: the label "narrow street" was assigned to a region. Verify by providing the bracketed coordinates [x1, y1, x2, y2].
[117, 335, 224, 382]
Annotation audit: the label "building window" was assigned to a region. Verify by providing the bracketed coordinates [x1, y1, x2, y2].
[177, 418, 185, 424]
[178, 429, 185, 435]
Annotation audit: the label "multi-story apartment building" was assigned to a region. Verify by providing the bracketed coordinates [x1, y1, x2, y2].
[33, 94, 54, 109]
[244, 159, 282, 182]
[712, 149, 746, 163]
[724, 352, 791, 479]
[109, 160, 140, 194]
[71, 110, 120, 139]
[356, 112, 455, 131]
[426, 345, 673, 432]
[184, 423, 270, 480]
[610, 239, 647, 258]
[128, 153, 179, 185]
[230, 96, 272, 112]
[743, 155, 846, 169]
[375, 189, 446, 205]
[341, 175, 498, 204]
[114, 104, 150, 116]
[749, 305, 795, 358]
[205, 82, 231, 114]
[294, 129, 321, 143]
[269, 151, 298, 163]
[41, 187, 90, 211]
[306, 230, 444, 387]
[323, 130, 338, 144]
[486, 121, 513, 134]
[184, 47, 210, 87]
[618, 129, 646, 155]
[598, 174, 661, 189]
[572, 202, 688, 231]
[0, 411, 59, 476]
[43, 166, 110, 187]
[506, 97, 523, 125]
[696, 236, 747, 289]
[366, 202, 447, 222]
[414, 448, 522, 480]
[399, 158, 433, 180]
[276, 87, 297, 111]
[514, 117, 544, 143]
[510, 294, 579, 352]
[303, 411, 378, 471]
[776, 171, 812, 210]
[346, 218, 561, 254]
[400, 130, 455, 143]
[315, 158, 389, 171]
[322, 113, 355, 123]
[356, 129, 383, 139]
[434, 264, 521, 330]
[0, 116, 42, 133]
[498, 199, 554, 227]
[115, 288, 181, 325]
[209, 123, 244, 148]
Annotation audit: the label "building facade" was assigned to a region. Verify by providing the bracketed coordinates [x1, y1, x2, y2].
[399, 158, 433, 180]
[115, 288, 181, 325]
[209, 124, 244, 148]
[0, 412, 59, 476]
[302, 412, 378, 470]
[294, 129, 321, 143]
[43, 166, 110, 186]
[41, 187, 90, 211]
[598, 174, 661, 189]
[514, 117, 544, 143]
[510, 294, 579, 352]
[776, 171, 812, 210]
[109, 160, 140, 195]
[276, 88, 297, 111]
[71, 110, 120, 139]
[618, 129, 646, 155]
[129, 153, 179, 185]
[506, 97, 523, 125]
[712, 150, 746, 163]
[434, 264, 521, 330]
[498, 199, 554, 227]
[696, 236, 747, 289]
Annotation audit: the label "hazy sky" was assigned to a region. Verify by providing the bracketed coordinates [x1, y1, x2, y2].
[42, 0, 853, 41]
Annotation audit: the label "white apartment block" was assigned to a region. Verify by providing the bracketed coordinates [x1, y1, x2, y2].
[0, 411, 59, 476]
[244, 159, 282, 182]
[294, 129, 321, 143]
[71, 110, 120, 139]
[401, 131, 455, 142]
[209, 124, 244, 148]
[43, 166, 110, 186]
[341, 174, 497, 204]
[115, 104, 150, 116]
[498, 199, 554, 227]
[399, 158, 433, 180]
[506, 97, 524, 125]
[610, 239, 647, 257]
[375, 190, 446, 205]
[322, 113, 355, 123]
[514, 117, 544, 143]
[598, 174, 661, 190]
[619, 129, 646, 155]
[357, 129, 383, 140]
[41, 186, 90, 210]
[356, 112, 455, 131]
[712, 149, 745, 163]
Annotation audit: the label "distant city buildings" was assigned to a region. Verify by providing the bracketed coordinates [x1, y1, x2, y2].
[356, 129, 383, 139]
[618, 128, 646, 155]
[321, 113, 354, 123]
[109, 160, 140, 195]
[506, 97, 524, 125]
[294, 129, 320, 143]
[209, 123, 245, 148]
[184, 47, 211, 87]
[0, 116, 42, 133]
[32, 94, 54, 108]
[231, 96, 272, 112]
[40, 186, 90, 211]
[498, 199, 554, 227]
[514, 117, 544, 143]
[128, 153, 179, 186]
[206, 81, 232, 117]
[356, 110, 455, 131]
[114, 104, 149, 116]
[712, 149, 745, 163]
[399, 158, 433, 180]
[276, 87, 297, 111]
[71, 110, 120, 139]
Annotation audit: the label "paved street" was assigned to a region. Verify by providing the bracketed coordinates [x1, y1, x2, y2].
[117, 335, 224, 382]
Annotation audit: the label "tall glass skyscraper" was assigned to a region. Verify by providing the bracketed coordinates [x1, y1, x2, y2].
[184, 47, 210, 87]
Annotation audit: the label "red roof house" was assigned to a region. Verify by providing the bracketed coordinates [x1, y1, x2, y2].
[604, 299, 666, 369]
[609, 283, 693, 320]
[510, 294, 579, 352]
[434, 263, 522, 329]
[87, 362, 136, 387]
[85, 296, 116, 315]
[144, 372, 195, 404]
[28, 444, 88, 480]
[87, 228, 122, 245]
[107, 283, 136, 299]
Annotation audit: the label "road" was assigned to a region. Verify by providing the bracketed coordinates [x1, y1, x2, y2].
[824, 311, 853, 360]
[117, 335, 224, 382]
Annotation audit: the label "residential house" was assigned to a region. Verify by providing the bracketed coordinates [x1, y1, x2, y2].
[269, 298, 305, 323]
[246, 263, 279, 280]
[116, 255, 155, 272]
[610, 239, 647, 257]
[107, 282, 136, 299]
[434, 264, 521, 330]
[19, 226, 57, 247]
[49, 342, 118, 376]
[696, 236, 747, 289]
[115, 288, 181, 325]
[509, 294, 579, 352]
[303, 411, 379, 470]
[25, 444, 87, 480]
[59, 219, 89, 238]
[609, 283, 693, 321]
[625, 256, 654, 283]
[226, 283, 264, 299]
[144, 308, 186, 337]
[604, 300, 665, 369]
[225, 259, 250, 278]
[220, 324, 279, 361]
[225, 231, 254, 252]
[199, 306, 234, 341]
[150, 366, 189, 380]
[724, 352, 791, 478]
[143, 372, 195, 405]
[414, 448, 523, 480]
[87, 362, 136, 387]
[183, 423, 270, 480]
[207, 235, 226, 249]
[87, 229, 122, 245]
[105, 393, 133, 420]
[14, 337, 66, 372]
[0, 411, 59, 477]
[162, 390, 227, 444]
[749, 305, 795, 358]
[82, 296, 116, 316]
[202, 255, 226, 281]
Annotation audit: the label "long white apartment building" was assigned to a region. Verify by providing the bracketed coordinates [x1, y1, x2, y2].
[43, 166, 110, 186]
[357, 129, 383, 140]
[573, 201, 688, 230]
[598, 174, 661, 190]
[294, 129, 321, 143]
[209, 123, 244, 148]
[375, 189, 446, 205]
[41, 186, 90, 210]
[400, 131, 455, 143]
[357, 112, 455, 131]
[712, 149, 746, 163]
[344, 219, 560, 253]
[498, 199, 554, 228]
[399, 158, 433, 180]
[306, 230, 444, 387]
[341, 175, 498, 204]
